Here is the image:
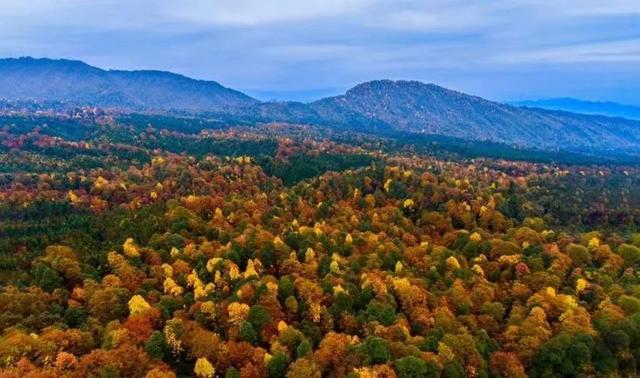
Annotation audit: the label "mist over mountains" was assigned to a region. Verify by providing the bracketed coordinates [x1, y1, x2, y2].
[511, 98, 640, 121]
[2, 57, 640, 154]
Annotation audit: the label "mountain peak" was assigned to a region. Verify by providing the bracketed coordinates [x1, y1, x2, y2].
[343, 80, 474, 105]
[0, 56, 100, 71]
[0, 58, 639, 152]
[310, 78, 640, 151]
[0, 57, 256, 110]
[348, 79, 442, 92]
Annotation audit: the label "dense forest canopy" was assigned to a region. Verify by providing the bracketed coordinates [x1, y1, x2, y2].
[1, 111, 640, 377]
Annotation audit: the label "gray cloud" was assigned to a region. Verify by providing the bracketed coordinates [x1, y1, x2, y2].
[0, 0, 638, 104]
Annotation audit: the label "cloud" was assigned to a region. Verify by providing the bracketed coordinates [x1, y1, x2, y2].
[491, 39, 640, 64]
[0, 0, 638, 103]
[162, 0, 372, 26]
[530, 0, 640, 17]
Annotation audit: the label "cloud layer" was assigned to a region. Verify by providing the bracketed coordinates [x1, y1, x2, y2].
[1, 0, 639, 103]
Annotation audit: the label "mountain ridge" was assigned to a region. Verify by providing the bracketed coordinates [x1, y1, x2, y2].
[511, 97, 640, 120]
[0, 57, 257, 111]
[1, 57, 640, 153]
[305, 80, 640, 151]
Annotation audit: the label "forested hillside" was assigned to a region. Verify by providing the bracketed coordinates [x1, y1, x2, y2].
[2, 58, 640, 155]
[310, 80, 640, 151]
[0, 58, 257, 111]
[1, 113, 640, 377]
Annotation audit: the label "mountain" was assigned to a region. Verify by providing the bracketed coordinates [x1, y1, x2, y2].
[307, 80, 640, 151]
[1, 58, 640, 154]
[0, 57, 257, 111]
[511, 98, 640, 121]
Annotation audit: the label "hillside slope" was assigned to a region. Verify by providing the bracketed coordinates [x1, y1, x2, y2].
[1, 58, 639, 152]
[310, 80, 640, 151]
[0, 57, 257, 111]
[511, 98, 640, 121]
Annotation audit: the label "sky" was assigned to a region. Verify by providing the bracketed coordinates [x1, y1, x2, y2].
[1, 0, 639, 104]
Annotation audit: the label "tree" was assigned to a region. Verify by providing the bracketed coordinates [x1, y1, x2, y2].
[128, 294, 151, 316]
[530, 333, 594, 377]
[145, 331, 169, 360]
[267, 352, 289, 378]
[31, 263, 63, 292]
[618, 295, 640, 315]
[278, 276, 295, 302]
[194, 357, 215, 378]
[490, 352, 527, 378]
[287, 358, 322, 378]
[365, 301, 396, 326]
[88, 287, 130, 322]
[227, 302, 250, 325]
[64, 306, 89, 328]
[394, 356, 429, 378]
[247, 305, 270, 332]
[296, 339, 311, 358]
[225, 367, 240, 378]
[567, 243, 591, 266]
[239, 321, 258, 345]
[360, 336, 390, 365]
[620, 244, 640, 267]
[442, 361, 465, 378]
[55, 351, 79, 370]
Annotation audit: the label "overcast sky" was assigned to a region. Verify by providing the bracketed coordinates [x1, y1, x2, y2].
[1, 0, 639, 103]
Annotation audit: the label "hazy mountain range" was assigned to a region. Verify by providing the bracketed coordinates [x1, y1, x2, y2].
[511, 98, 640, 121]
[0, 57, 256, 111]
[2, 57, 640, 153]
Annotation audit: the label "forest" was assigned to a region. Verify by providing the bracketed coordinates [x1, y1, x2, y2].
[1, 113, 640, 378]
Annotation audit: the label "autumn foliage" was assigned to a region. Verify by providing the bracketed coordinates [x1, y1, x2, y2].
[1, 114, 640, 377]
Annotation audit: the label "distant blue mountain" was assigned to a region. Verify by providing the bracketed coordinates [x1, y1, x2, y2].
[1, 57, 640, 152]
[0, 57, 257, 111]
[510, 98, 640, 121]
